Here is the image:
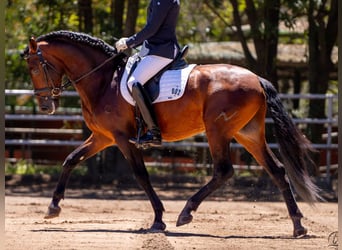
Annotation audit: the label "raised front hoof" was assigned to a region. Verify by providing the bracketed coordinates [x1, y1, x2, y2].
[150, 221, 166, 232]
[176, 214, 193, 227]
[44, 204, 61, 219]
[293, 227, 308, 238]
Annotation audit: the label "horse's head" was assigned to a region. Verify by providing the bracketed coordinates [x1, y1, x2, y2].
[22, 37, 65, 114]
[22, 31, 128, 114]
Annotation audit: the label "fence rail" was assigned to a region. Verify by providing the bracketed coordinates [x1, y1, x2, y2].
[5, 89, 338, 182]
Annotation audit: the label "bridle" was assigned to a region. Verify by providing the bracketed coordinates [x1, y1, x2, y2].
[24, 46, 117, 99]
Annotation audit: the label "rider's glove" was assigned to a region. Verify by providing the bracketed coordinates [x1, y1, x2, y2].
[115, 37, 128, 52]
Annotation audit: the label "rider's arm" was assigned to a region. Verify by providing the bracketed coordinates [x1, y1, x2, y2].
[125, 0, 174, 48]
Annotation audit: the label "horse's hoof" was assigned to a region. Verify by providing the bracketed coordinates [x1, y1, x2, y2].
[150, 221, 166, 231]
[293, 227, 308, 237]
[44, 204, 61, 219]
[176, 213, 193, 227]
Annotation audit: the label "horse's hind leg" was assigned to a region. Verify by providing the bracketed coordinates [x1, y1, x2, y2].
[256, 144, 307, 237]
[177, 130, 234, 227]
[234, 116, 307, 237]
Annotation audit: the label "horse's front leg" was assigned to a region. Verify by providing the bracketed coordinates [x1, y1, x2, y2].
[45, 133, 111, 219]
[117, 139, 166, 231]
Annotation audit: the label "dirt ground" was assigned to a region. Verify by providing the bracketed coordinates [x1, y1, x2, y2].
[5, 184, 337, 250]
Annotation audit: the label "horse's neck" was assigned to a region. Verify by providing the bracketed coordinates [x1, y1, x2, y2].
[58, 46, 115, 107]
[74, 66, 115, 109]
[51, 43, 125, 112]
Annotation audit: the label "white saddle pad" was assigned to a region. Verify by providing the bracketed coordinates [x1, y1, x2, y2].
[120, 63, 196, 106]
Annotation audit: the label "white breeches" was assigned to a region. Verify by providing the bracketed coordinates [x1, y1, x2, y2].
[127, 55, 173, 92]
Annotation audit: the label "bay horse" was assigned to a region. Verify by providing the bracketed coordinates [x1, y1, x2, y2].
[22, 30, 321, 237]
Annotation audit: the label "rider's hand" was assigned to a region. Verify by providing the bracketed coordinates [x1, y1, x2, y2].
[115, 37, 128, 52]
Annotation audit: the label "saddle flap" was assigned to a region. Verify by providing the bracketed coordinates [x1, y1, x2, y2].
[119, 45, 196, 106]
[144, 45, 189, 100]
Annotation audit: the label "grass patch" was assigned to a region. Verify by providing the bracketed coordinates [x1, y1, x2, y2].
[5, 160, 88, 176]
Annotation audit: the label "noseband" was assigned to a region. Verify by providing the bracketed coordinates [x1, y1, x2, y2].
[24, 47, 117, 99]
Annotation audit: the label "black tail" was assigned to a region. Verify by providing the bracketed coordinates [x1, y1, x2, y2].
[259, 77, 322, 204]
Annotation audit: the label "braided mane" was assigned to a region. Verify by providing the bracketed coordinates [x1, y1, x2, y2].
[36, 30, 116, 57]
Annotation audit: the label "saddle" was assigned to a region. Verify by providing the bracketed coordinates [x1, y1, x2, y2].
[128, 46, 189, 146]
[129, 45, 189, 102]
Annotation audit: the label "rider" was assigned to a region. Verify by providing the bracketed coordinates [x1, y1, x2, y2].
[115, 0, 180, 148]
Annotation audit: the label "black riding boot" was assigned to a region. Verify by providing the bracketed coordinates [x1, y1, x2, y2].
[130, 82, 162, 148]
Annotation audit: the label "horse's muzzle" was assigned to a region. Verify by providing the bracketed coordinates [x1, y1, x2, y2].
[38, 98, 58, 115]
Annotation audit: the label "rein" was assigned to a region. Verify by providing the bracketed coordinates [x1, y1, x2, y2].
[71, 54, 117, 84]
[26, 47, 117, 98]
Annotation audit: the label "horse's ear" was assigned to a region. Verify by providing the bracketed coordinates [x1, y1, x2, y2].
[29, 37, 38, 53]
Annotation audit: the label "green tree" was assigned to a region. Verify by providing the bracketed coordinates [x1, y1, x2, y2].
[306, 0, 337, 145]
[111, 0, 125, 37]
[5, 1, 79, 89]
[228, 0, 280, 88]
[123, 0, 140, 37]
[5, 0, 338, 174]
[78, 0, 93, 33]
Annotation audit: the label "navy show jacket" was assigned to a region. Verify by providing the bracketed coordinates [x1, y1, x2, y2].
[125, 0, 180, 59]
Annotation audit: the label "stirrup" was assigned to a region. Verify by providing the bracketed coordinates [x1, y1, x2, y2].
[129, 130, 162, 149]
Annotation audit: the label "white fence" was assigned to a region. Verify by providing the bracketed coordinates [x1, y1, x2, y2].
[5, 89, 338, 182]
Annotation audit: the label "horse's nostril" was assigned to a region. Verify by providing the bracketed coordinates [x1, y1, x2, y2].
[40, 106, 49, 112]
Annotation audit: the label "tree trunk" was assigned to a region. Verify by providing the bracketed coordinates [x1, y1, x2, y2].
[111, 0, 125, 37]
[262, 0, 280, 85]
[123, 0, 140, 37]
[307, 0, 337, 173]
[307, 0, 337, 143]
[78, 0, 93, 33]
[230, 0, 280, 89]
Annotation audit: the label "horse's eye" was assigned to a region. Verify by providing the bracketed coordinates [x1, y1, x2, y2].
[31, 68, 40, 75]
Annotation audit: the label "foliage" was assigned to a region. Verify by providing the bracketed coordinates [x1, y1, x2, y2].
[6, 0, 337, 88]
[5, 160, 37, 175]
[5, 0, 337, 128]
[177, 1, 234, 44]
[3, 0, 310, 90]
[5, 160, 88, 176]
